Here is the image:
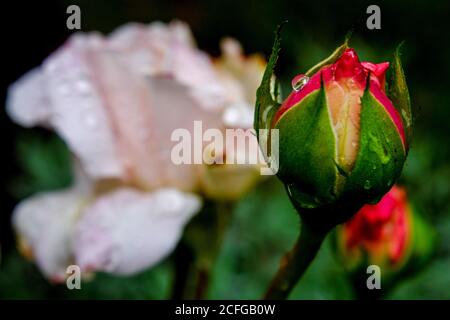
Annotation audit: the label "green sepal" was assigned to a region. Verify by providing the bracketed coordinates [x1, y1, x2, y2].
[305, 33, 351, 77]
[254, 23, 285, 139]
[343, 84, 406, 205]
[388, 43, 412, 149]
[275, 76, 338, 209]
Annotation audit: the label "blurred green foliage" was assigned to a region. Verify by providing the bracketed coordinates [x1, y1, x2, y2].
[1, 0, 449, 299]
[8, 132, 73, 199]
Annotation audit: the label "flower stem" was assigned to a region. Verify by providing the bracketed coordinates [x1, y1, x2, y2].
[192, 201, 234, 299]
[171, 240, 195, 299]
[171, 200, 234, 299]
[264, 221, 328, 299]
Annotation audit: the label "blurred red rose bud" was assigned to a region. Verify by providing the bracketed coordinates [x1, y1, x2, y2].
[334, 185, 436, 296]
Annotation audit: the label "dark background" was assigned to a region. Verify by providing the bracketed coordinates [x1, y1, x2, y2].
[1, 0, 449, 298]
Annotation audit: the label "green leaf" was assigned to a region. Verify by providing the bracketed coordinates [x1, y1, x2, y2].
[388, 43, 412, 148]
[9, 132, 73, 199]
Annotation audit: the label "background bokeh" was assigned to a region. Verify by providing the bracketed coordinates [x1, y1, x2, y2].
[1, 0, 449, 299]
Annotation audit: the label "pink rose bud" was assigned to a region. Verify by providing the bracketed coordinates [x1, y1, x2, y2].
[255, 29, 413, 230]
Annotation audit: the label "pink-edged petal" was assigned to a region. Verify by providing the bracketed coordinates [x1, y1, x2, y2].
[362, 61, 389, 89]
[12, 187, 86, 283]
[7, 22, 232, 191]
[6, 68, 51, 127]
[200, 128, 265, 200]
[216, 38, 265, 106]
[42, 33, 124, 179]
[141, 77, 224, 190]
[73, 188, 201, 275]
[108, 21, 227, 112]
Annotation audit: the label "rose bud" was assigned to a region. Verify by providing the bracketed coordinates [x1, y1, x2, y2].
[256, 28, 414, 299]
[256, 34, 412, 231]
[334, 185, 435, 296]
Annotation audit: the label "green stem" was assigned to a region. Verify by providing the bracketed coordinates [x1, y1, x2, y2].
[171, 200, 234, 299]
[171, 241, 195, 299]
[192, 201, 234, 299]
[263, 222, 328, 299]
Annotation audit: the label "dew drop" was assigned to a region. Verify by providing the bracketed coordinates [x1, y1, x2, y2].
[351, 141, 358, 148]
[291, 74, 309, 91]
[364, 180, 371, 190]
[76, 79, 92, 94]
[84, 114, 97, 128]
[380, 154, 390, 165]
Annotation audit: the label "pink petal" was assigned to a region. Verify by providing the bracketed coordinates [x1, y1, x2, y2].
[6, 68, 51, 127]
[73, 188, 201, 275]
[12, 188, 86, 282]
[44, 33, 124, 179]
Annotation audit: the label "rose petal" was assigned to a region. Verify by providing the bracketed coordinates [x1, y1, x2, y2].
[216, 38, 265, 106]
[108, 21, 227, 111]
[6, 68, 51, 127]
[73, 188, 201, 275]
[46, 34, 128, 179]
[12, 187, 86, 282]
[7, 23, 228, 190]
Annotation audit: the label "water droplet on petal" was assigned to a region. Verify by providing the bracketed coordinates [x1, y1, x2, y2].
[76, 79, 92, 94]
[291, 74, 309, 91]
[84, 114, 97, 128]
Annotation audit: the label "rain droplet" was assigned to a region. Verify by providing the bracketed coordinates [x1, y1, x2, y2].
[76, 79, 92, 94]
[364, 180, 371, 190]
[84, 114, 97, 128]
[291, 74, 309, 91]
[380, 153, 390, 165]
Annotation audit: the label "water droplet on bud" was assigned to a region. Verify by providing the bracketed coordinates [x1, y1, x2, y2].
[291, 74, 309, 91]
